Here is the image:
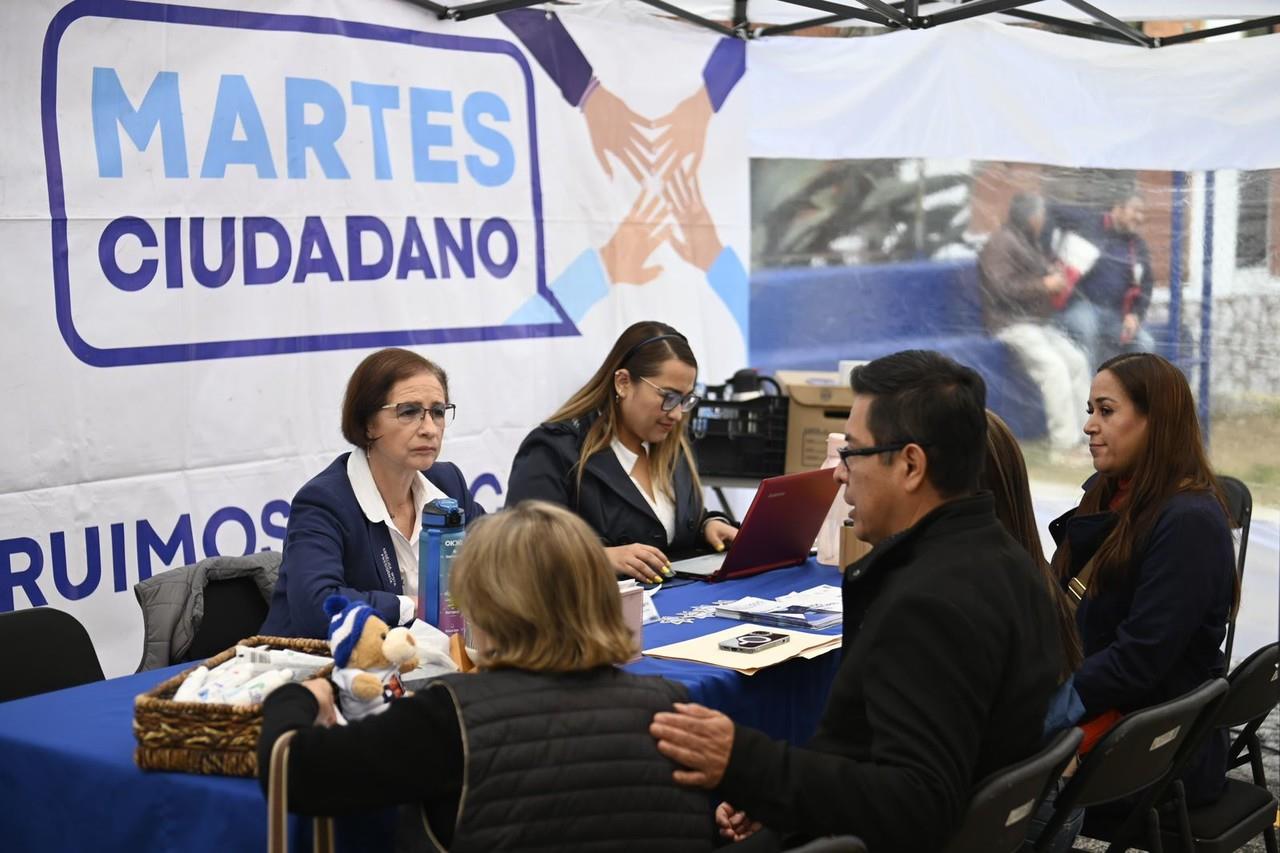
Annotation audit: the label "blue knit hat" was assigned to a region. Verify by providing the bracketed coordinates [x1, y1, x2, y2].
[324, 595, 375, 668]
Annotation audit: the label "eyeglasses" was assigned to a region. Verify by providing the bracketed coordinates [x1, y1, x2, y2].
[380, 401, 456, 426]
[837, 441, 919, 468]
[637, 375, 701, 413]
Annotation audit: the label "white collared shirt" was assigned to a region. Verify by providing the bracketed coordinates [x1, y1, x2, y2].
[610, 437, 676, 545]
[347, 448, 447, 624]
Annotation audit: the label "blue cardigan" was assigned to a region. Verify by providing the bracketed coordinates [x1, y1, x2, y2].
[260, 454, 485, 639]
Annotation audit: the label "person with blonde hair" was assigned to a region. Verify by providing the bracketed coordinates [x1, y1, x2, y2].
[506, 321, 736, 583]
[258, 500, 714, 851]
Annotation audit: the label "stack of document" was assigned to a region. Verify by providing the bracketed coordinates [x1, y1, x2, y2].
[644, 625, 840, 675]
[715, 585, 843, 631]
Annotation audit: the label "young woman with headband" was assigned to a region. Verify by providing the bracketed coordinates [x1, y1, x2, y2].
[506, 321, 736, 582]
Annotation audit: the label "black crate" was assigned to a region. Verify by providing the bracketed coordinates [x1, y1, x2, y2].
[690, 394, 789, 479]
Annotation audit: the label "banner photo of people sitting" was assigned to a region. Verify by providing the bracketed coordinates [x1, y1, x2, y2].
[749, 158, 1279, 471]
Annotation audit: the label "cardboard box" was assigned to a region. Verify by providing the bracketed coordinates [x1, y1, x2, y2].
[840, 521, 873, 569]
[777, 370, 854, 473]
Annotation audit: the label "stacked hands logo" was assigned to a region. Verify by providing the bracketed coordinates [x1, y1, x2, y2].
[42, 1, 747, 367]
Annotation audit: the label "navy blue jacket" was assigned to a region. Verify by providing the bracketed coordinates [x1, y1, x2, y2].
[505, 415, 725, 560]
[1050, 487, 1235, 805]
[260, 454, 485, 639]
[1048, 205, 1154, 319]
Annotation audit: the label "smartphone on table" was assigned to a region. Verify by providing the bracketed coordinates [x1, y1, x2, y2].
[718, 631, 790, 654]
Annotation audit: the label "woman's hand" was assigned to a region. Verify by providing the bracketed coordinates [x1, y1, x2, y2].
[605, 543, 670, 583]
[703, 519, 737, 552]
[302, 678, 338, 727]
[715, 801, 762, 842]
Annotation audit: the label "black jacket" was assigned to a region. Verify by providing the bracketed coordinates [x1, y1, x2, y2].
[1049, 486, 1235, 805]
[719, 494, 1062, 853]
[258, 669, 712, 851]
[979, 223, 1055, 330]
[505, 415, 722, 558]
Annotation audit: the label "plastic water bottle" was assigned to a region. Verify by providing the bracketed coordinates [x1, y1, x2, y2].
[420, 498, 466, 636]
[815, 433, 852, 566]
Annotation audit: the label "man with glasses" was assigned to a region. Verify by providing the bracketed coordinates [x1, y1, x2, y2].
[651, 350, 1063, 852]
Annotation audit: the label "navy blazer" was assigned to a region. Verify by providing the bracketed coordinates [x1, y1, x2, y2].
[1049, 485, 1235, 805]
[260, 454, 485, 639]
[505, 415, 725, 560]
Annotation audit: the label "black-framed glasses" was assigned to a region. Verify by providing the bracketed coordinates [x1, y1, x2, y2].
[637, 375, 701, 413]
[380, 401, 456, 426]
[837, 441, 919, 468]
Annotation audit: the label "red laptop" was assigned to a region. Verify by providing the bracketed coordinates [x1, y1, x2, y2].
[672, 467, 840, 582]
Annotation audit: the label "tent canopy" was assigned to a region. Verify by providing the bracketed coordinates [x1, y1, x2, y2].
[406, 0, 1279, 45]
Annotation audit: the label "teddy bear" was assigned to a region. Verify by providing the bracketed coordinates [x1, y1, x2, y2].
[323, 595, 420, 721]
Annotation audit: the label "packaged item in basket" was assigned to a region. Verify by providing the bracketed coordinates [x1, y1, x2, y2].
[196, 660, 257, 702]
[234, 645, 331, 676]
[172, 666, 209, 703]
[134, 635, 334, 777]
[222, 668, 295, 706]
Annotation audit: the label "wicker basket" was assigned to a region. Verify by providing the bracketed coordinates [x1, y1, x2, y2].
[134, 635, 332, 777]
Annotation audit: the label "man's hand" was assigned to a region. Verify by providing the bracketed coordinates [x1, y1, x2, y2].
[650, 702, 734, 788]
[666, 167, 724, 273]
[716, 801, 762, 842]
[581, 85, 654, 183]
[1120, 312, 1141, 344]
[652, 87, 713, 177]
[599, 193, 671, 286]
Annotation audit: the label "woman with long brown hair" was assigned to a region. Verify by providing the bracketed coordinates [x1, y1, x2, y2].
[983, 411, 1083, 680]
[505, 321, 736, 582]
[1048, 352, 1236, 807]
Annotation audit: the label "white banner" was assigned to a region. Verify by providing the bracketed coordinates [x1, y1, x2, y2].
[1, 0, 749, 675]
[748, 18, 1280, 171]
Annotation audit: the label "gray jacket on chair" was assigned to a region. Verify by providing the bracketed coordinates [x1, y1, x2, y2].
[133, 552, 280, 671]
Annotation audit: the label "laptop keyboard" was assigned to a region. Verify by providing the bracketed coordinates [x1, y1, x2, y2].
[672, 553, 727, 577]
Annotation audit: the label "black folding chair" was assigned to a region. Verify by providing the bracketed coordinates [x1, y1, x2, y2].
[1034, 678, 1230, 853]
[1219, 475, 1252, 664]
[0, 607, 105, 702]
[942, 727, 1083, 853]
[784, 836, 867, 853]
[1158, 642, 1280, 853]
[182, 575, 271, 663]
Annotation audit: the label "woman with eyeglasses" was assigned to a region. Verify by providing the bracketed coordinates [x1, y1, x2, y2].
[506, 321, 736, 583]
[261, 348, 485, 639]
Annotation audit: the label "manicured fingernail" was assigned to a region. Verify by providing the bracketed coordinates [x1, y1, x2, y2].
[663, 565, 673, 575]
[714, 543, 725, 552]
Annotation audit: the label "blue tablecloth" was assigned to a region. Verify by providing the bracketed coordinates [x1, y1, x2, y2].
[0, 560, 842, 853]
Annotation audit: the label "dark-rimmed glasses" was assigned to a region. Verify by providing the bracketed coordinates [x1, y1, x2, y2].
[380, 401, 456, 426]
[637, 376, 701, 413]
[837, 441, 918, 468]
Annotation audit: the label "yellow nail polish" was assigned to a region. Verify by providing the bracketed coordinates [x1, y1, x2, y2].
[714, 543, 725, 552]
[663, 565, 673, 575]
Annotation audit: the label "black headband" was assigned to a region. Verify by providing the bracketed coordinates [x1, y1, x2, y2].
[617, 332, 687, 369]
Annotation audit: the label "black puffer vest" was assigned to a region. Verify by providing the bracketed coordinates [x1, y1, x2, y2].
[425, 667, 713, 852]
